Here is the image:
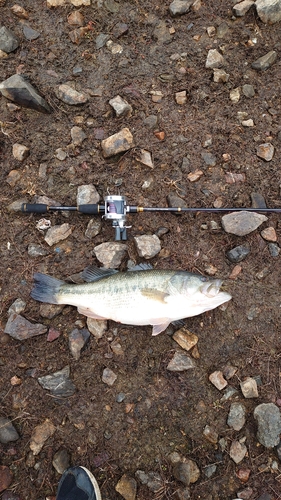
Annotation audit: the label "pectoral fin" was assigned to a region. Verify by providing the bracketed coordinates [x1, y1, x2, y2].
[78, 306, 107, 319]
[152, 320, 171, 336]
[141, 288, 168, 303]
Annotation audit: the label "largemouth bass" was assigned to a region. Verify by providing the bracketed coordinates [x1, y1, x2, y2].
[31, 266, 231, 335]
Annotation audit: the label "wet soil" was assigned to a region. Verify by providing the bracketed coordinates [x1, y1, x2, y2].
[1, 1, 281, 499]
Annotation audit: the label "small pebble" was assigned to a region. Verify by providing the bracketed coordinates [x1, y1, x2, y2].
[167, 351, 196, 371]
[226, 245, 250, 263]
[260, 227, 277, 242]
[256, 143, 274, 161]
[236, 468, 251, 483]
[0, 417, 20, 444]
[12, 143, 29, 161]
[229, 440, 247, 464]
[227, 403, 246, 431]
[268, 242, 280, 257]
[101, 128, 134, 157]
[209, 370, 228, 390]
[102, 367, 117, 386]
[240, 377, 259, 398]
[203, 425, 218, 444]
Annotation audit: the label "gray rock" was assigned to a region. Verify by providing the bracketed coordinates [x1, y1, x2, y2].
[167, 193, 186, 212]
[87, 317, 107, 338]
[23, 25, 40, 40]
[8, 298, 26, 315]
[69, 328, 90, 360]
[233, 0, 254, 16]
[226, 244, 250, 263]
[172, 459, 200, 484]
[251, 192, 267, 208]
[240, 377, 259, 398]
[52, 449, 70, 474]
[173, 462, 191, 486]
[174, 487, 191, 500]
[153, 20, 172, 43]
[71, 126, 86, 146]
[77, 184, 100, 205]
[206, 49, 225, 69]
[256, 0, 281, 24]
[220, 386, 238, 402]
[229, 440, 247, 464]
[143, 115, 158, 129]
[203, 425, 218, 444]
[109, 95, 132, 117]
[96, 33, 110, 49]
[242, 84, 255, 97]
[134, 234, 161, 259]
[0, 74, 51, 113]
[216, 21, 229, 38]
[201, 151, 217, 166]
[268, 242, 280, 257]
[112, 22, 128, 39]
[4, 313, 47, 340]
[135, 470, 164, 493]
[256, 143, 275, 161]
[213, 68, 230, 82]
[39, 303, 64, 319]
[44, 223, 72, 246]
[85, 219, 102, 239]
[203, 464, 217, 478]
[38, 366, 76, 397]
[167, 351, 196, 371]
[254, 403, 281, 448]
[0, 417, 20, 444]
[222, 211, 267, 236]
[101, 128, 134, 158]
[227, 402, 246, 431]
[0, 26, 19, 53]
[7, 198, 29, 212]
[56, 84, 88, 105]
[104, 0, 119, 13]
[169, 0, 194, 16]
[28, 243, 49, 257]
[12, 143, 29, 161]
[102, 367, 117, 386]
[93, 241, 127, 268]
[251, 50, 277, 70]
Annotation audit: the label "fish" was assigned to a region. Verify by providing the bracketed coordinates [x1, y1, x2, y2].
[30, 265, 232, 336]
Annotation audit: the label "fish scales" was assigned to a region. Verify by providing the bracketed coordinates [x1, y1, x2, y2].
[31, 268, 232, 335]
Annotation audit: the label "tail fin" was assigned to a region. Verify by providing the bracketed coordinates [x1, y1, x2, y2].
[31, 273, 65, 304]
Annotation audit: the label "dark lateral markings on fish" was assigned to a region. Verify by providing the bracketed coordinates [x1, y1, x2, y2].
[30, 265, 232, 336]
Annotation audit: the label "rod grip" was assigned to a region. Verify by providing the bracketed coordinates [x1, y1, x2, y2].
[77, 204, 104, 215]
[21, 203, 48, 213]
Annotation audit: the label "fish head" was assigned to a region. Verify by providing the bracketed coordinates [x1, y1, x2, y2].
[199, 278, 232, 308]
[170, 272, 232, 316]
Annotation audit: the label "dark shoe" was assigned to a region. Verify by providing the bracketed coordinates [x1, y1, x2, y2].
[56, 466, 102, 500]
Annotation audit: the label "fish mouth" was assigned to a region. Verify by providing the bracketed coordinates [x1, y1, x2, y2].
[201, 279, 223, 297]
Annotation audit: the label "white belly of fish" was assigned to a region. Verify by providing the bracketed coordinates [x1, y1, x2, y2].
[58, 288, 214, 325]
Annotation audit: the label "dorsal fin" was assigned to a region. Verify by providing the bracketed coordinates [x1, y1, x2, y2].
[128, 263, 154, 271]
[82, 266, 119, 283]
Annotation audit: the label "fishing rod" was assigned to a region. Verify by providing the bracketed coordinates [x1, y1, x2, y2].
[21, 194, 281, 241]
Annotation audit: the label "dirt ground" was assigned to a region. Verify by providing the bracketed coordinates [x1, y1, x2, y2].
[1, 1, 281, 499]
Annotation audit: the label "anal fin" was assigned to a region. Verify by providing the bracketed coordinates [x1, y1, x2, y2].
[152, 320, 171, 336]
